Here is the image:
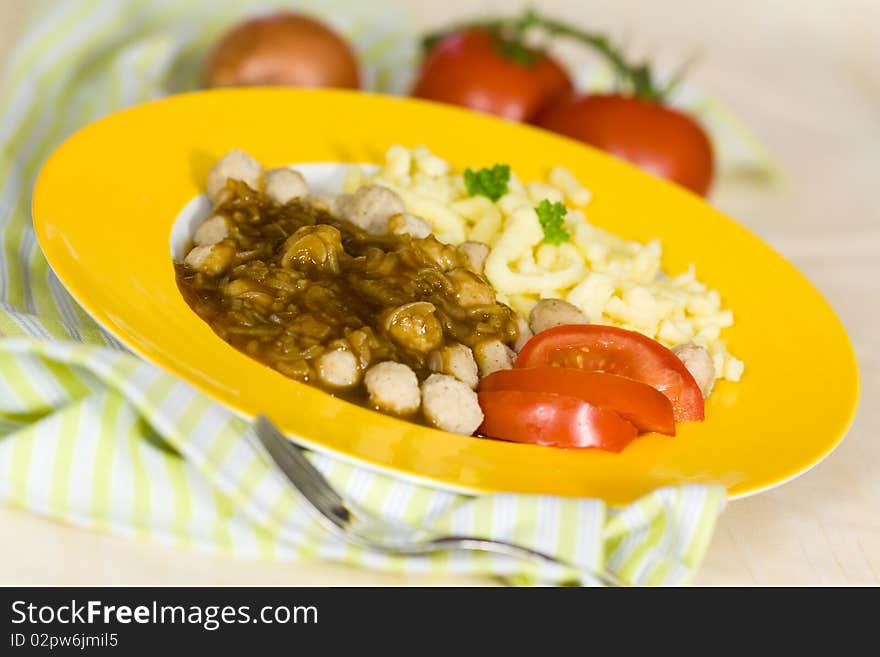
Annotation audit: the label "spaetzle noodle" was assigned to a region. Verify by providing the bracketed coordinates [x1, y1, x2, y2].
[347, 145, 744, 382]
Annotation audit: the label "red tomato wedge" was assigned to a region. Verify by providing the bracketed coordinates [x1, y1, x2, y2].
[480, 367, 675, 435]
[477, 390, 638, 451]
[515, 325, 704, 422]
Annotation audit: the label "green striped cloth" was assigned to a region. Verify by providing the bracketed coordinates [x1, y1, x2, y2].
[0, 0, 727, 585]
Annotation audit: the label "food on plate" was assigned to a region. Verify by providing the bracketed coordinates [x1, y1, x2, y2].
[477, 390, 639, 451]
[346, 145, 742, 386]
[457, 241, 490, 273]
[672, 343, 715, 397]
[364, 361, 421, 416]
[339, 185, 406, 234]
[479, 368, 675, 435]
[512, 316, 534, 352]
[528, 298, 589, 334]
[177, 154, 517, 435]
[421, 373, 484, 435]
[184, 241, 235, 276]
[534, 199, 571, 245]
[177, 145, 742, 450]
[428, 343, 479, 389]
[416, 10, 714, 195]
[389, 213, 432, 239]
[205, 148, 262, 202]
[316, 349, 361, 388]
[515, 324, 705, 422]
[203, 12, 360, 89]
[412, 29, 572, 122]
[472, 339, 516, 378]
[193, 214, 230, 246]
[264, 167, 309, 204]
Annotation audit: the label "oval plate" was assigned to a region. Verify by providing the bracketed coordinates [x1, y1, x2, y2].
[33, 88, 859, 504]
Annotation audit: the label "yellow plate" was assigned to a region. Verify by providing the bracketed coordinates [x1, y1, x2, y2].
[33, 88, 859, 504]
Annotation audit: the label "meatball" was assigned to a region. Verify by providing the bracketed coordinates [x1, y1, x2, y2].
[339, 185, 405, 235]
[364, 361, 421, 416]
[193, 215, 230, 246]
[183, 242, 235, 276]
[420, 373, 483, 435]
[280, 224, 343, 274]
[205, 149, 263, 203]
[457, 241, 490, 274]
[473, 339, 515, 378]
[382, 301, 443, 354]
[265, 167, 309, 204]
[673, 344, 716, 397]
[528, 298, 589, 335]
[446, 268, 495, 308]
[388, 212, 432, 239]
[513, 316, 533, 352]
[428, 343, 479, 389]
[316, 350, 360, 389]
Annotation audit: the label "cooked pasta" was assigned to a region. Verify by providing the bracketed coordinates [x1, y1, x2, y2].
[346, 146, 744, 382]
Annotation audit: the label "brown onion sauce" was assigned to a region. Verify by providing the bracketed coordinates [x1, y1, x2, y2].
[175, 181, 518, 409]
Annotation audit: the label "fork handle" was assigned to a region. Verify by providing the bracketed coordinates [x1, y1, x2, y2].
[392, 535, 622, 586]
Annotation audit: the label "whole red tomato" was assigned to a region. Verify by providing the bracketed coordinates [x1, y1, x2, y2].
[412, 29, 572, 122]
[536, 94, 714, 195]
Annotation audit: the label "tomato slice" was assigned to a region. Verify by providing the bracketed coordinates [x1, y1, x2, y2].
[480, 367, 675, 435]
[515, 325, 704, 422]
[478, 390, 638, 451]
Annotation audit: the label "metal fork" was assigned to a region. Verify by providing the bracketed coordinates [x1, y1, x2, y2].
[252, 415, 622, 586]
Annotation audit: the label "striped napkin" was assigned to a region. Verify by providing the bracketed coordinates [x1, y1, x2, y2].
[0, 0, 727, 585]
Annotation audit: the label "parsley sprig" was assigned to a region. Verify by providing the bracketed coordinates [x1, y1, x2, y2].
[464, 164, 510, 201]
[535, 199, 570, 245]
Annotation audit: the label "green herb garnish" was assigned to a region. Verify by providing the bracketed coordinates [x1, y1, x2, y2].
[535, 199, 570, 245]
[464, 164, 510, 201]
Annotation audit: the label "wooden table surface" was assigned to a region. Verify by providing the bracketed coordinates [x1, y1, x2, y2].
[0, 0, 877, 586]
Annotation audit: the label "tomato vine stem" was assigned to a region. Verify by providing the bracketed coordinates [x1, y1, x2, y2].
[421, 8, 674, 102]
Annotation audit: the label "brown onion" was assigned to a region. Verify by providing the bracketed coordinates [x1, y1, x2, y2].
[203, 12, 360, 89]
